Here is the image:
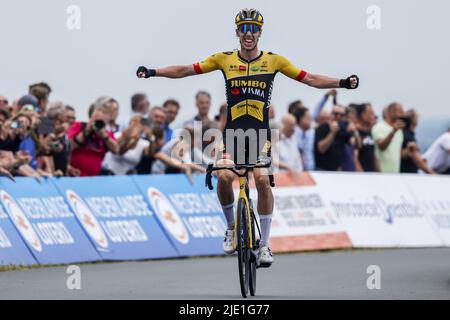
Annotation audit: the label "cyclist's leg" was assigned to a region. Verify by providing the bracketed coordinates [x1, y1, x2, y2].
[216, 157, 236, 229]
[253, 137, 274, 266]
[252, 168, 274, 247]
[216, 156, 237, 255]
[253, 168, 274, 266]
[216, 137, 241, 229]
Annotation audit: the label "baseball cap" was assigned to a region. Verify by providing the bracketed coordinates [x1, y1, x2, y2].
[18, 95, 40, 113]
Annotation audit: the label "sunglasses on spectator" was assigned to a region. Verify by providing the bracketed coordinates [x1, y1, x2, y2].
[332, 112, 346, 117]
[0, 99, 8, 104]
[21, 105, 36, 112]
[237, 24, 261, 34]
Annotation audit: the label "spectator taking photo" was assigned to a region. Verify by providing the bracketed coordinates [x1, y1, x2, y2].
[68, 105, 119, 176]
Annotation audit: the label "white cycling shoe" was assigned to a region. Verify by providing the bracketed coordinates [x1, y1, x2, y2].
[223, 229, 235, 255]
[258, 245, 274, 268]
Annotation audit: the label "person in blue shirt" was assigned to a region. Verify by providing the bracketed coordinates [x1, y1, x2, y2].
[19, 135, 37, 169]
[162, 99, 180, 143]
[15, 114, 38, 169]
[4, 114, 38, 170]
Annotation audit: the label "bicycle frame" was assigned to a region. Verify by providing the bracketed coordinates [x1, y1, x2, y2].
[205, 161, 274, 297]
[234, 175, 254, 251]
[205, 162, 274, 251]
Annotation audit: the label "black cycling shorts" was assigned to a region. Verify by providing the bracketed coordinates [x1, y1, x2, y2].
[216, 129, 271, 165]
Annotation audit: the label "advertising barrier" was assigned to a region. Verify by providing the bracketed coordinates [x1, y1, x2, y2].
[0, 198, 37, 266]
[0, 177, 101, 264]
[311, 172, 444, 247]
[244, 172, 352, 252]
[133, 174, 227, 256]
[54, 176, 178, 260]
[402, 175, 450, 246]
[1, 172, 449, 266]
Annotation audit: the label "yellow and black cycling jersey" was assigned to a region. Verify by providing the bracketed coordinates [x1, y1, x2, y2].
[193, 50, 307, 133]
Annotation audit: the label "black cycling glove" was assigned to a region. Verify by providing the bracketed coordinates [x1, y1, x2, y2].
[136, 66, 156, 78]
[339, 75, 359, 89]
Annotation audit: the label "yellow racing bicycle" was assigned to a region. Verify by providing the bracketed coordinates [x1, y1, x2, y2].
[206, 160, 274, 298]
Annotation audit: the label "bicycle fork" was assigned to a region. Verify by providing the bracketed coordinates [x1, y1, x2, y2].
[233, 176, 254, 250]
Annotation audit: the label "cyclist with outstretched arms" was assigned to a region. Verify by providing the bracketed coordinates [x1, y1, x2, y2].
[137, 9, 359, 267]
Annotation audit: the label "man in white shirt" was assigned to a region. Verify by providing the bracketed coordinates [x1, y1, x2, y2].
[275, 114, 303, 172]
[423, 130, 450, 174]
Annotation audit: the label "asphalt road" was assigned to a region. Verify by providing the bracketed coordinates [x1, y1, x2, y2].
[1, 248, 450, 299]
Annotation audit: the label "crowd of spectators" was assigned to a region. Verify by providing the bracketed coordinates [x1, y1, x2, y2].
[0, 83, 449, 180]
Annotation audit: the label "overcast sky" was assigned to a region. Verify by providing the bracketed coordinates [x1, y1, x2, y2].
[1, 0, 449, 126]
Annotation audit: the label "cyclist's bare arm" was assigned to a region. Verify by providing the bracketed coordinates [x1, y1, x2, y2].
[137, 65, 196, 79]
[137, 53, 222, 79]
[277, 54, 359, 90]
[301, 73, 340, 89]
[156, 65, 197, 78]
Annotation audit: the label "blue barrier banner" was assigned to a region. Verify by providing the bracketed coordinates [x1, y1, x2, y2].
[132, 174, 227, 256]
[53, 176, 178, 260]
[0, 178, 101, 264]
[0, 189, 37, 266]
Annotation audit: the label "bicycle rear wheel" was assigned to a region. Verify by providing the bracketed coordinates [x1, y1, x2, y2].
[236, 198, 250, 298]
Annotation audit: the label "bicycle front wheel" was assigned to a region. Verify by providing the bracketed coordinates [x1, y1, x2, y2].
[236, 198, 250, 298]
[249, 212, 258, 296]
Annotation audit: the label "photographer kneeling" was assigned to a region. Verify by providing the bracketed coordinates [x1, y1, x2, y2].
[68, 105, 119, 176]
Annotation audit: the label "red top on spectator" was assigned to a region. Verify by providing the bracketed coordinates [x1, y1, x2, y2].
[68, 122, 115, 176]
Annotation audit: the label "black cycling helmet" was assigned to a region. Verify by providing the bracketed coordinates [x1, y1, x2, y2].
[235, 9, 264, 27]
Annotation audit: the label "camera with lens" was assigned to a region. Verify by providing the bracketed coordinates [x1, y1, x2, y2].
[140, 117, 151, 127]
[338, 120, 349, 132]
[337, 120, 354, 139]
[49, 138, 61, 150]
[94, 120, 106, 130]
[10, 121, 21, 129]
[398, 116, 411, 129]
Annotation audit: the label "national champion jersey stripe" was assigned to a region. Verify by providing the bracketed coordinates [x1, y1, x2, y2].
[193, 63, 202, 74]
[296, 70, 308, 81]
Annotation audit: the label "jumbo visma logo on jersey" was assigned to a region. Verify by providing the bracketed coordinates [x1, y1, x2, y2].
[230, 80, 267, 99]
[228, 76, 273, 122]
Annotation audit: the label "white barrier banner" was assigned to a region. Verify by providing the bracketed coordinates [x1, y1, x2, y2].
[259, 187, 345, 237]
[311, 172, 444, 247]
[402, 175, 450, 246]
[242, 172, 352, 252]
